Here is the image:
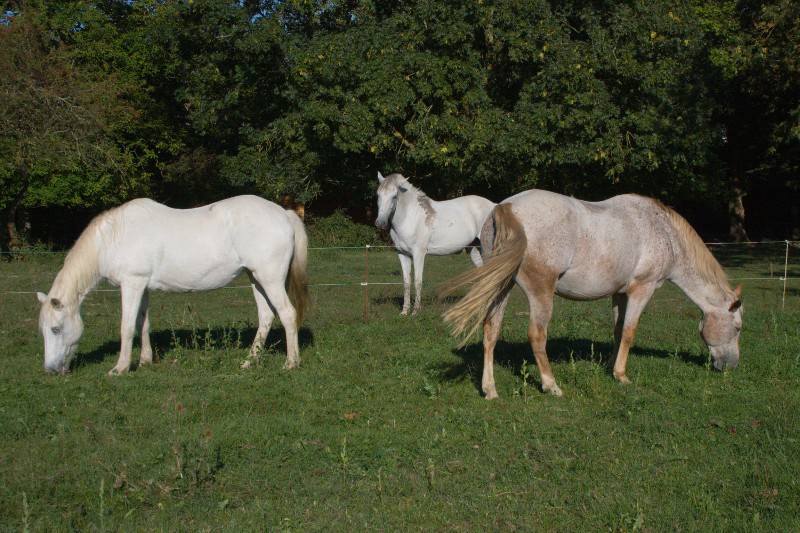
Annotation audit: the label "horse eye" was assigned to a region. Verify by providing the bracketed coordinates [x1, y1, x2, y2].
[51, 326, 61, 334]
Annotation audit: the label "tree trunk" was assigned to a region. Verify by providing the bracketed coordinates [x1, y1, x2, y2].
[727, 183, 749, 242]
[3, 168, 29, 254]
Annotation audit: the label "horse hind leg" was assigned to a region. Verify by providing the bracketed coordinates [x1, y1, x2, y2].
[481, 288, 512, 399]
[518, 269, 562, 396]
[411, 251, 426, 315]
[469, 245, 483, 267]
[252, 273, 300, 370]
[137, 290, 153, 366]
[242, 276, 276, 369]
[399, 254, 412, 315]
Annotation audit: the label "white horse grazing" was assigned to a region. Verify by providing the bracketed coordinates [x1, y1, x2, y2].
[375, 172, 495, 315]
[37, 195, 309, 375]
[443, 190, 743, 399]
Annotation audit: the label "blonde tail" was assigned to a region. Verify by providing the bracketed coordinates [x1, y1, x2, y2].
[285, 209, 310, 326]
[441, 204, 527, 345]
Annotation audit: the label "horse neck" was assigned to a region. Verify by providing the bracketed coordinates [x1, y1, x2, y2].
[393, 186, 427, 226]
[50, 230, 104, 309]
[669, 249, 732, 312]
[660, 205, 733, 312]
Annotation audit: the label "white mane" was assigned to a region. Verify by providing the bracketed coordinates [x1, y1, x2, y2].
[51, 203, 125, 304]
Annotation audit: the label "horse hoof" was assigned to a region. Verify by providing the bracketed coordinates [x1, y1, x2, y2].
[240, 360, 252, 369]
[282, 360, 300, 370]
[614, 373, 631, 384]
[545, 385, 563, 397]
[483, 389, 499, 400]
[107, 368, 124, 377]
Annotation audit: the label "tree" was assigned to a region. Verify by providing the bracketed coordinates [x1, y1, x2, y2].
[697, 0, 800, 239]
[0, 1, 135, 250]
[243, 0, 726, 212]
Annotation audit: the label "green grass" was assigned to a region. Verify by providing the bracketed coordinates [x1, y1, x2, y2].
[1, 244, 799, 531]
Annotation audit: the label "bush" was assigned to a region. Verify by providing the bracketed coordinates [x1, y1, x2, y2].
[306, 209, 386, 247]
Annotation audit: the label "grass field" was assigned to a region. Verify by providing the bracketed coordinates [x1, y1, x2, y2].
[1, 243, 799, 530]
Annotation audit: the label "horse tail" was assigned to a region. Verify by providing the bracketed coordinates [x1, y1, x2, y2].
[285, 209, 310, 326]
[441, 203, 527, 346]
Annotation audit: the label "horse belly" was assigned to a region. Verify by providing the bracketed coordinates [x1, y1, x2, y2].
[427, 224, 478, 255]
[147, 246, 243, 292]
[148, 266, 242, 292]
[556, 261, 634, 300]
[555, 267, 628, 301]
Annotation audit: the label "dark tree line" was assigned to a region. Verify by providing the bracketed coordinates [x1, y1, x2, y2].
[1, 0, 798, 249]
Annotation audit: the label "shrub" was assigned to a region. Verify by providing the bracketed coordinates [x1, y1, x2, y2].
[306, 209, 386, 247]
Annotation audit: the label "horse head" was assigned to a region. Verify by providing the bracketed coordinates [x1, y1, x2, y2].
[699, 284, 743, 370]
[37, 292, 83, 375]
[375, 172, 409, 230]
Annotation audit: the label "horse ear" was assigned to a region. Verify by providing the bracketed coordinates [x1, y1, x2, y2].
[396, 175, 409, 192]
[377, 172, 385, 184]
[734, 283, 743, 298]
[37, 292, 47, 304]
[729, 284, 743, 312]
[50, 298, 63, 310]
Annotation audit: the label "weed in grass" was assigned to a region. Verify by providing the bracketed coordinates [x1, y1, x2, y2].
[21, 492, 30, 533]
[422, 375, 440, 398]
[426, 458, 435, 491]
[340, 437, 349, 469]
[519, 359, 531, 403]
[98, 478, 105, 531]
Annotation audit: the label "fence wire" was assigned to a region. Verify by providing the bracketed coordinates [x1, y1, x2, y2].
[3, 242, 800, 311]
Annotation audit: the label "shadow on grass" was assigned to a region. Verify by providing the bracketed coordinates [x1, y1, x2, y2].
[433, 337, 705, 396]
[73, 325, 315, 372]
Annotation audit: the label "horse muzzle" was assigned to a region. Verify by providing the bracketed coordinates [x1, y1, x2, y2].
[712, 353, 739, 371]
[44, 362, 68, 375]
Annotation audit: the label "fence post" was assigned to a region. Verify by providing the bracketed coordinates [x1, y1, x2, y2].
[782, 240, 789, 311]
[363, 244, 370, 321]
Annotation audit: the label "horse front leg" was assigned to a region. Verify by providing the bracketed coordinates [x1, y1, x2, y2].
[110, 282, 147, 376]
[398, 254, 412, 315]
[610, 283, 656, 384]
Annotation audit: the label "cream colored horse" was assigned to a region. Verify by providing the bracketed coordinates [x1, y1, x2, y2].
[37, 195, 309, 375]
[443, 190, 743, 399]
[375, 172, 495, 315]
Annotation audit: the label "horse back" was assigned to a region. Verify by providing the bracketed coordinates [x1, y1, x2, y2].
[101, 196, 294, 290]
[426, 195, 495, 251]
[504, 191, 677, 299]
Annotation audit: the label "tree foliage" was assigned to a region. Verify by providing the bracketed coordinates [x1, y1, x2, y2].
[1, 0, 798, 247]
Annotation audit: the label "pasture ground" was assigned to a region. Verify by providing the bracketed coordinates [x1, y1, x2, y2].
[1, 244, 799, 530]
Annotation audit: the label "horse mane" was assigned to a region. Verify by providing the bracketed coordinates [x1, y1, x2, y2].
[54, 203, 126, 302]
[654, 199, 731, 294]
[384, 173, 426, 198]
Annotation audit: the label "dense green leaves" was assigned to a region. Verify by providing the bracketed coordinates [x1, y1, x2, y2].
[1, 0, 798, 248]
